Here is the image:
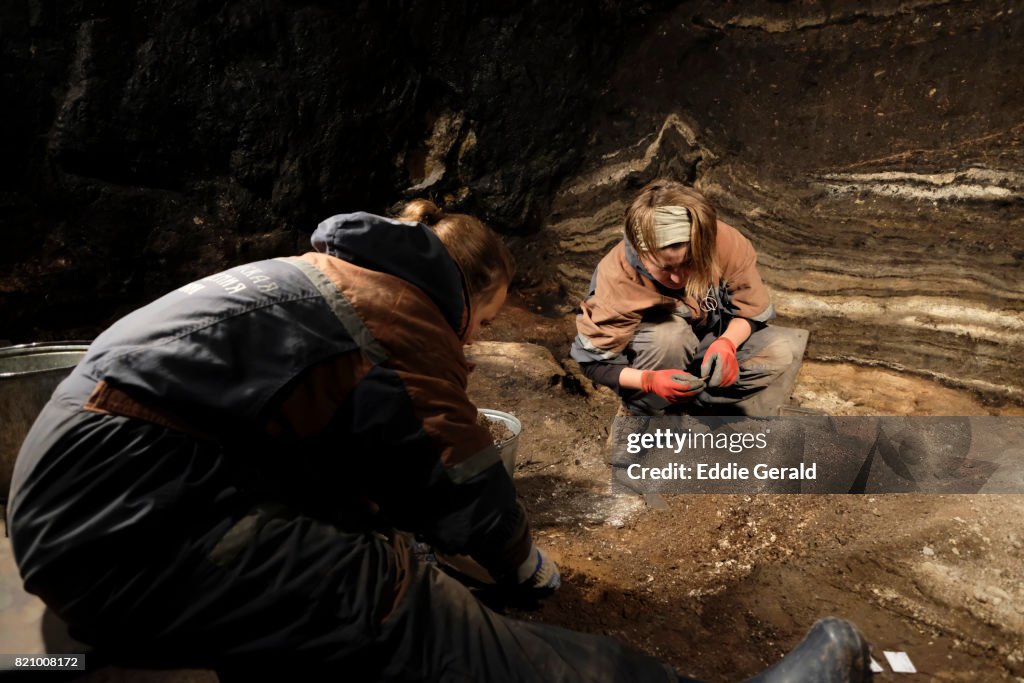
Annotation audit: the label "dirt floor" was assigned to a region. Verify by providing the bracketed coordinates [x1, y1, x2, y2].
[1, 295, 1021, 682]
[465, 296, 1024, 682]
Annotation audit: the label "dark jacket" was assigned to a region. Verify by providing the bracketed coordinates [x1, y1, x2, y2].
[9, 212, 530, 586]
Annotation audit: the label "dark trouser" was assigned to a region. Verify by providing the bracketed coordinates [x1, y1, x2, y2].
[622, 314, 793, 416]
[9, 401, 677, 682]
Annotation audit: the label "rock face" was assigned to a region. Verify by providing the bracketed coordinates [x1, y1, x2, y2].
[530, 0, 1024, 404]
[2, 0, 1022, 403]
[0, 1, 654, 338]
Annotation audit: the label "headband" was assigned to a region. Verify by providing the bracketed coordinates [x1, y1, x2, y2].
[634, 205, 692, 251]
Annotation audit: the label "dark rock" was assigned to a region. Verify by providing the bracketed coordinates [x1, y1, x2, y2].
[1, 0, 664, 340]
[2, 0, 1022, 404]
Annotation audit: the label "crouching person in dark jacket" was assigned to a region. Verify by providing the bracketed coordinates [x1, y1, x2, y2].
[8, 200, 872, 682]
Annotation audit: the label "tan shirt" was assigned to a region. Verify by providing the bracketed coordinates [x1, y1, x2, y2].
[575, 221, 773, 357]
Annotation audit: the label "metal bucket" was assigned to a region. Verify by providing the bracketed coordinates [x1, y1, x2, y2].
[0, 342, 90, 502]
[478, 408, 522, 475]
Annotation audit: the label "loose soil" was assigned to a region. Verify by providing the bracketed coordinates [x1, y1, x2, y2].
[467, 297, 1024, 682]
[3, 295, 1020, 683]
[478, 413, 516, 443]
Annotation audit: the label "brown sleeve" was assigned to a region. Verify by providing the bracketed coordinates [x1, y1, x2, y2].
[576, 242, 678, 355]
[716, 221, 774, 323]
[302, 251, 501, 475]
[306, 254, 533, 572]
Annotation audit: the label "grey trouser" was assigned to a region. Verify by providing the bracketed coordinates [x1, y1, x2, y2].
[622, 314, 793, 416]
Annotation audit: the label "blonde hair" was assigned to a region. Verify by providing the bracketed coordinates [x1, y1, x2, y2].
[397, 199, 515, 308]
[624, 180, 720, 318]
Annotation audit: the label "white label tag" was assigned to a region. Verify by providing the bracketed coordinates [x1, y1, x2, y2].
[883, 651, 917, 674]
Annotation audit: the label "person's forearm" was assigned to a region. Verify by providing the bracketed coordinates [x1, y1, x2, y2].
[721, 317, 752, 348]
[580, 361, 625, 390]
[618, 367, 645, 390]
[469, 500, 535, 579]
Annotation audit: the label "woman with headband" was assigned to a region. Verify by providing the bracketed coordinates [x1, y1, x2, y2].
[572, 179, 793, 416]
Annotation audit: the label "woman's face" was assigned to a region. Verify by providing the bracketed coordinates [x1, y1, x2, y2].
[640, 243, 689, 289]
[463, 283, 508, 344]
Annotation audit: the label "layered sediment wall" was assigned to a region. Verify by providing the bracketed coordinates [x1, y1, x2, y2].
[534, 1, 1024, 403]
[2, 0, 1021, 402]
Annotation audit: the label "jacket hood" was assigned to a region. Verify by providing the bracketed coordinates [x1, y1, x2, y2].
[311, 212, 468, 334]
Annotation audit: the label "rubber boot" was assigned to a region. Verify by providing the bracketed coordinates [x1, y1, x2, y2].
[742, 617, 872, 683]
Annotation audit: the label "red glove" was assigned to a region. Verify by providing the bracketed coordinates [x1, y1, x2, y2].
[700, 337, 738, 388]
[640, 369, 705, 403]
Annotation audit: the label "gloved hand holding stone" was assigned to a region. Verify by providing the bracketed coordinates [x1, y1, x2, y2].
[701, 337, 739, 388]
[640, 369, 705, 402]
[515, 543, 561, 595]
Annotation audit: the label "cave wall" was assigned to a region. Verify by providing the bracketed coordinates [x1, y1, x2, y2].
[2, 0, 1022, 403]
[0, 0, 662, 339]
[532, 0, 1024, 404]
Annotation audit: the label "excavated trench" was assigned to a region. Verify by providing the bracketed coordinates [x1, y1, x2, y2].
[466, 303, 1024, 682]
[2, 0, 1023, 680]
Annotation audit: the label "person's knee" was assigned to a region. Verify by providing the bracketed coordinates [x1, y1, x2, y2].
[738, 337, 794, 383]
[632, 316, 698, 370]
